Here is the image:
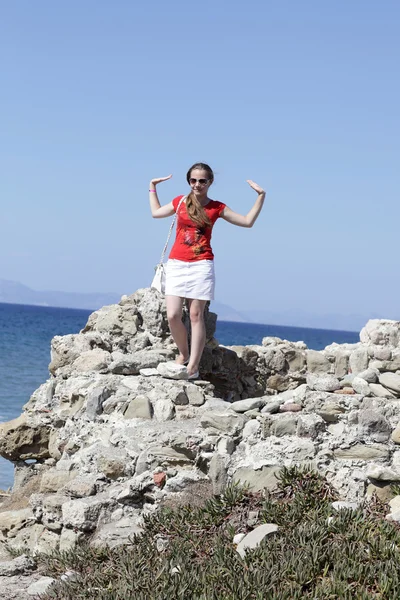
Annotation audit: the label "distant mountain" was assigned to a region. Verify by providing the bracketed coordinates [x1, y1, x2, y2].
[0, 279, 120, 310]
[210, 301, 251, 323]
[237, 308, 397, 333]
[1, 278, 393, 332]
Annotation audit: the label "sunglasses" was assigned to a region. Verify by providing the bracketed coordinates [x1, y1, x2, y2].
[189, 178, 209, 185]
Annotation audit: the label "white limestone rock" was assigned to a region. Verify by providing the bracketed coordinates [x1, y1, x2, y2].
[379, 372, 400, 394]
[236, 523, 279, 558]
[369, 383, 395, 398]
[27, 577, 56, 596]
[157, 362, 188, 380]
[306, 350, 331, 374]
[352, 377, 371, 396]
[360, 319, 400, 348]
[230, 398, 263, 413]
[200, 412, 247, 436]
[349, 347, 369, 375]
[307, 374, 341, 392]
[357, 368, 379, 383]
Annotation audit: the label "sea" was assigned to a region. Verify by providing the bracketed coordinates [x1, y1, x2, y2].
[0, 302, 359, 491]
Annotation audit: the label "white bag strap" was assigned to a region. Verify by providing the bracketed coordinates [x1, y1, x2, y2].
[158, 195, 186, 264]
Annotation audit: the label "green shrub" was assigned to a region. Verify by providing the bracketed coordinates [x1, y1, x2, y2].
[40, 468, 400, 599]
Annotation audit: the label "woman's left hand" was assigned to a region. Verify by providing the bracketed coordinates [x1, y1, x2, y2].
[247, 180, 265, 195]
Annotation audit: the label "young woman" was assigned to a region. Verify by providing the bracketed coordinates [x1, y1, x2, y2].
[149, 163, 265, 379]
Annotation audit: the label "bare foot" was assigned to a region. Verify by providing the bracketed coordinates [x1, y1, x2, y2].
[175, 354, 189, 365]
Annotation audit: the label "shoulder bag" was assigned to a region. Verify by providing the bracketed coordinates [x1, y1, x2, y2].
[151, 195, 186, 294]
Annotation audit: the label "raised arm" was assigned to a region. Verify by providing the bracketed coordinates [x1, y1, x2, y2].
[221, 180, 266, 228]
[149, 175, 175, 218]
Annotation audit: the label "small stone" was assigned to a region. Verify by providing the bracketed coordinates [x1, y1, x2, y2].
[153, 398, 175, 421]
[358, 368, 378, 383]
[27, 577, 56, 596]
[60, 570, 79, 583]
[153, 472, 166, 488]
[233, 466, 281, 492]
[124, 395, 152, 419]
[389, 495, 400, 512]
[340, 374, 356, 388]
[386, 510, 400, 522]
[279, 403, 302, 412]
[331, 501, 359, 511]
[374, 347, 392, 361]
[217, 437, 235, 455]
[366, 466, 400, 481]
[156, 536, 169, 552]
[352, 377, 371, 396]
[170, 390, 189, 405]
[247, 510, 259, 527]
[358, 409, 391, 442]
[327, 422, 345, 436]
[334, 444, 389, 460]
[366, 483, 394, 503]
[242, 420, 261, 438]
[185, 384, 205, 406]
[230, 398, 263, 413]
[59, 528, 84, 552]
[200, 412, 247, 436]
[157, 362, 188, 380]
[269, 415, 298, 436]
[306, 350, 331, 374]
[208, 453, 228, 495]
[379, 372, 400, 394]
[139, 368, 160, 377]
[236, 523, 279, 558]
[267, 374, 290, 392]
[0, 555, 36, 577]
[317, 403, 345, 424]
[307, 374, 341, 392]
[349, 347, 369, 375]
[370, 383, 395, 398]
[98, 457, 126, 480]
[261, 401, 282, 414]
[334, 388, 356, 395]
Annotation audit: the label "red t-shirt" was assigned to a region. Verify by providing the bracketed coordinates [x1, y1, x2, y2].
[169, 195, 226, 262]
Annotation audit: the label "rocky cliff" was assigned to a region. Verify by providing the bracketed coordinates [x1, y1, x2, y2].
[1, 288, 400, 558]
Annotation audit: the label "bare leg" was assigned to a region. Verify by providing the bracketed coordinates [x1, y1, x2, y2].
[165, 295, 189, 364]
[186, 299, 207, 375]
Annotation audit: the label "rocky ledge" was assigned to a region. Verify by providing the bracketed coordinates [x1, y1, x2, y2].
[1, 288, 400, 562]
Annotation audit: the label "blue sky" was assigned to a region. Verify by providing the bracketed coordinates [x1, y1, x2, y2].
[1, 1, 399, 324]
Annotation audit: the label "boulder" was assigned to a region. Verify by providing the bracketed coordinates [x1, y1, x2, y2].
[200, 412, 247, 436]
[360, 319, 400, 347]
[156, 362, 188, 380]
[349, 348, 369, 375]
[124, 395, 152, 419]
[232, 466, 281, 492]
[307, 374, 341, 392]
[0, 414, 50, 461]
[306, 350, 331, 374]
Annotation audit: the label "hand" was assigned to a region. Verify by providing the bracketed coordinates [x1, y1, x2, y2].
[247, 180, 265, 195]
[150, 175, 172, 186]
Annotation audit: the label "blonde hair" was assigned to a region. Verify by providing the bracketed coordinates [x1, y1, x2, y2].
[185, 163, 214, 228]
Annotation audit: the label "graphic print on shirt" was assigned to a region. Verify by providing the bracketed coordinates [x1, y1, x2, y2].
[183, 226, 209, 257]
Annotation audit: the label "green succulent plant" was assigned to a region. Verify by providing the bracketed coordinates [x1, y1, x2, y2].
[39, 469, 400, 599]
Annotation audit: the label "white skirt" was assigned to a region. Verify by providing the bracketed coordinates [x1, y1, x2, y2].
[165, 259, 215, 301]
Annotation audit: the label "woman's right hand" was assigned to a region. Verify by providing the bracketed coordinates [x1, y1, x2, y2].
[150, 175, 172, 186]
